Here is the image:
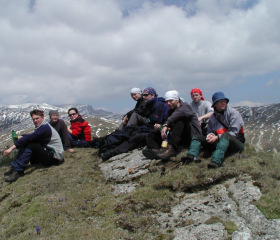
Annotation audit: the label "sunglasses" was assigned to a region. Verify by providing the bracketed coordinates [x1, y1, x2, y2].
[142, 94, 149, 96]
[68, 113, 77, 117]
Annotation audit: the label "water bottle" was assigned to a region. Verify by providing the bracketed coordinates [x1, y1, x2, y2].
[12, 130, 18, 143]
[161, 130, 169, 148]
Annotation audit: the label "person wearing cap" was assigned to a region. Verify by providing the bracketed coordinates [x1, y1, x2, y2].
[67, 107, 92, 148]
[118, 88, 144, 130]
[142, 90, 201, 161]
[190, 88, 213, 136]
[99, 87, 168, 161]
[3, 109, 64, 182]
[182, 92, 245, 168]
[49, 110, 74, 153]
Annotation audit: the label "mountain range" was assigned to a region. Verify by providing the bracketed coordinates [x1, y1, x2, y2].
[0, 103, 279, 152]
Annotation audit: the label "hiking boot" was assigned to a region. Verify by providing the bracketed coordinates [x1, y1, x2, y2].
[90, 137, 101, 149]
[100, 150, 115, 161]
[181, 155, 201, 164]
[4, 167, 14, 176]
[207, 162, 220, 169]
[157, 145, 177, 161]
[142, 149, 161, 160]
[5, 171, 24, 182]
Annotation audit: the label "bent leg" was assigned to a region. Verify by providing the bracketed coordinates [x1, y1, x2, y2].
[187, 135, 207, 157]
[211, 133, 244, 165]
[146, 130, 162, 150]
[126, 113, 148, 127]
[168, 120, 191, 152]
[12, 148, 33, 172]
[68, 133, 90, 148]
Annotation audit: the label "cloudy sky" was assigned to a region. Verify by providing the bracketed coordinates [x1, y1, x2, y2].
[0, 0, 279, 113]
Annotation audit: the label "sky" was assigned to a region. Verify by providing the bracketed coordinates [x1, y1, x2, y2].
[0, 0, 279, 113]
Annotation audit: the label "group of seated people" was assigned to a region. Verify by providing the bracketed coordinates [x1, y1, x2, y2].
[2, 87, 245, 182]
[3, 107, 93, 182]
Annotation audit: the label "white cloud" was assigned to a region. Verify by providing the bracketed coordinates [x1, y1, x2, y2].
[0, 0, 279, 112]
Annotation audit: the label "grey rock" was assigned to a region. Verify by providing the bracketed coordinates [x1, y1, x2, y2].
[156, 175, 280, 240]
[99, 149, 155, 183]
[173, 223, 228, 240]
[99, 150, 280, 239]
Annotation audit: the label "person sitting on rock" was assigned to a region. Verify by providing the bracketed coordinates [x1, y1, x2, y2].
[118, 87, 144, 130]
[49, 110, 74, 153]
[190, 88, 213, 136]
[182, 92, 245, 168]
[67, 107, 92, 148]
[142, 90, 202, 161]
[3, 109, 64, 182]
[99, 87, 169, 161]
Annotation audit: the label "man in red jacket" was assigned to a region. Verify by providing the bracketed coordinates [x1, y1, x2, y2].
[67, 107, 92, 148]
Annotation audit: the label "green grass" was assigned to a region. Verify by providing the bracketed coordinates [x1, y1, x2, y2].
[0, 138, 280, 239]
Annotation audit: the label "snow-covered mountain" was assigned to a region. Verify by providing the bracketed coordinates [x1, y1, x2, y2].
[235, 103, 280, 152]
[0, 103, 121, 134]
[0, 103, 279, 152]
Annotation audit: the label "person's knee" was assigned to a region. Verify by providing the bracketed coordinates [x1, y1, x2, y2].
[220, 132, 231, 140]
[192, 134, 204, 141]
[26, 143, 39, 150]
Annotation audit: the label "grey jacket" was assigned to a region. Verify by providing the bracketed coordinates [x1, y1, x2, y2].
[207, 106, 244, 139]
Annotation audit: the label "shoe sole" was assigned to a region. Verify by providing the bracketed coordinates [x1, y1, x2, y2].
[142, 149, 160, 160]
[207, 162, 220, 168]
[194, 159, 201, 163]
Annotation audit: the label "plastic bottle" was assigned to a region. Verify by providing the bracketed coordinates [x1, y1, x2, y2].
[12, 130, 18, 143]
[161, 130, 169, 148]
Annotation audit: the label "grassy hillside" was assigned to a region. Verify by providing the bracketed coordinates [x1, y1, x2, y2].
[0, 143, 280, 239]
[0, 116, 279, 239]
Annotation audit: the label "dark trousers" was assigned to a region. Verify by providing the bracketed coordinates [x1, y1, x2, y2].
[12, 143, 60, 172]
[188, 133, 244, 165]
[68, 133, 90, 148]
[146, 120, 191, 152]
[113, 133, 147, 155]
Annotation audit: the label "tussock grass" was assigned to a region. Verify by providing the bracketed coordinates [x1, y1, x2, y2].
[0, 141, 280, 239]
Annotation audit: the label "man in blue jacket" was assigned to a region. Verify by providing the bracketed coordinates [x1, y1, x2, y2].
[3, 109, 64, 182]
[99, 87, 169, 161]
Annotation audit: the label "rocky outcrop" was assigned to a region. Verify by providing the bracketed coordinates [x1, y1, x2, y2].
[99, 150, 280, 239]
[157, 175, 280, 239]
[99, 149, 156, 194]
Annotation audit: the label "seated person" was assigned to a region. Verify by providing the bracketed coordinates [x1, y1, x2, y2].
[142, 90, 201, 161]
[3, 109, 64, 182]
[125, 87, 167, 127]
[119, 88, 144, 130]
[67, 107, 92, 148]
[182, 92, 245, 168]
[49, 110, 74, 153]
[190, 88, 213, 136]
[99, 87, 169, 161]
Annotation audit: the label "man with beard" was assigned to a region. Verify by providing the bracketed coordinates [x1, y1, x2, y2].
[142, 90, 201, 161]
